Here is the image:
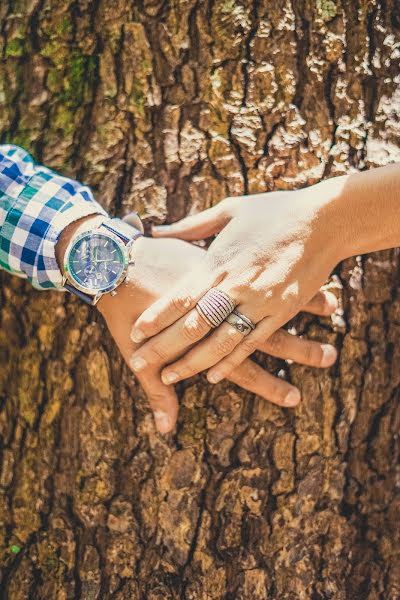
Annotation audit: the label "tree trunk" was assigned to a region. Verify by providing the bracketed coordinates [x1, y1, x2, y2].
[0, 1, 399, 598]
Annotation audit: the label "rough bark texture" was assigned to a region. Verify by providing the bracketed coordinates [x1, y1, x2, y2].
[0, 1, 399, 598]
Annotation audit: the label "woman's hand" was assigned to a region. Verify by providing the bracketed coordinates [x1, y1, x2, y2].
[98, 234, 338, 434]
[130, 183, 344, 388]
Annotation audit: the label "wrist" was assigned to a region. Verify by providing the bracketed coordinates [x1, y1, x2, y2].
[322, 164, 400, 258]
[299, 176, 354, 265]
[57, 214, 151, 312]
[96, 235, 153, 315]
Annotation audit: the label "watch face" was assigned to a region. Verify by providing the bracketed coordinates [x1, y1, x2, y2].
[67, 233, 126, 292]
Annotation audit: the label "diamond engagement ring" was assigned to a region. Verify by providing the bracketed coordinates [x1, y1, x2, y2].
[196, 288, 236, 328]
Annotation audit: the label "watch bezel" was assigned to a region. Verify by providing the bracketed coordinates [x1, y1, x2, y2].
[63, 229, 129, 296]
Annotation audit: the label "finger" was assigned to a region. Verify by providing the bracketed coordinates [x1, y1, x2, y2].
[130, 308, 211, 373]
[303, 290, 338, 317]
[131, 260, 218, 342]
[207, 314, 288, 384]
[159, 292, 268, 384]
[227, 358, 301, 407]
[152, 203, 230, 241]
[161, 321, 244, 384]
[104, 309, 179, 434]
[136, 368, 179, 434]
[161, 324, 337, 380]
[260, 329, 337, 367]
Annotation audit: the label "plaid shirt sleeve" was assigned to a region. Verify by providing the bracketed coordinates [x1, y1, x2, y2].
[0, 145, 108, 290]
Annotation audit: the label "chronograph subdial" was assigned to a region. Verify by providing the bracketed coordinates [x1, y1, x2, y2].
[68, 232, 126, 292]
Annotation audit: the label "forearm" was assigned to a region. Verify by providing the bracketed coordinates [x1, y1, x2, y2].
[312, 164, 400, 261]
[0, 144, 106, 290]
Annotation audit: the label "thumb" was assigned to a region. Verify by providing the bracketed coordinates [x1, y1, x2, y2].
[152, 202, 231, 241]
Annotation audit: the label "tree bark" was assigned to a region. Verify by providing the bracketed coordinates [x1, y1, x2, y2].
[0, 1, 399, 598]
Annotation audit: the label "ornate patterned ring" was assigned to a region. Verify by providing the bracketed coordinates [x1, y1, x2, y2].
[196, 288, 236, 328]
[224, 310, 256, 336]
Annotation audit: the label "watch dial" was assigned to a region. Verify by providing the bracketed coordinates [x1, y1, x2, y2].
[68, 233, 125, 291]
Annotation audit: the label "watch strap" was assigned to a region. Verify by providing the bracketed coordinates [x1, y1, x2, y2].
[101, 218, 143, 243]
[64, 282, 97, 305]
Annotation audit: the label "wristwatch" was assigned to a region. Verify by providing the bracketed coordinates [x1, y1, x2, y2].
[62, 217, 144, 306]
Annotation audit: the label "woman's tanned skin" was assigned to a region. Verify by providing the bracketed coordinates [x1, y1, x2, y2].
[129, 164, 400, 394]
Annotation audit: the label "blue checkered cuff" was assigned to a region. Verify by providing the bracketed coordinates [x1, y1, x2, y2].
[0, 145, 108, 290]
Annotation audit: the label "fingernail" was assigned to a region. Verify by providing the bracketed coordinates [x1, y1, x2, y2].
[208, 371, 222, 384]
[161, 371, 179, 384]
[284, 389, 301, 407]
[153, 410, 171, 433]
[321, 344, 338, 367]
[130, 356, 147, 372]
[131, 328, 145, 343]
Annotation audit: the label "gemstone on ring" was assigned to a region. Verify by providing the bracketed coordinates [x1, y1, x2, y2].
[196, 288, 235, 328]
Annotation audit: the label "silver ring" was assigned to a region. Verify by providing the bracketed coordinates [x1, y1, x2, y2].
[196, 288, 236, 328]
[225, 310, 256, 336]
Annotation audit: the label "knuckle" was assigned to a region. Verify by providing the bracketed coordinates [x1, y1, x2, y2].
[215, 334, 238, 357]
[139, 313, 161, 336]
[240, 337, 258, 355]
[227, 279, 249, 298]
[265, 330, 287, 356]
[147, 391, 169, 410]
[148, 344, 168, 364]
[176, 363, 195, 379]
[148, 390, 167, 403]
[304, 341, 322, 366]
[205, 248, 227, 272]
[182, 314, 209, 343]
[172, 291, 194, 314]
[237, 362, 258, 387]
